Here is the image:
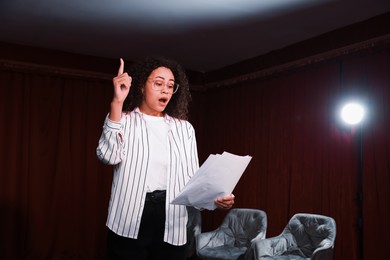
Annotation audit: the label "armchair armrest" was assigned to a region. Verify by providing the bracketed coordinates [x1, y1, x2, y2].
[250, 230, 266, 244]
[243, 231, 266, 260]
[252, 236, 288, 259]
[312, 239, 334, 260]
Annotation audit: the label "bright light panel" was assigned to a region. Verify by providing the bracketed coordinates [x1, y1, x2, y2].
[340, 102, 365, 125]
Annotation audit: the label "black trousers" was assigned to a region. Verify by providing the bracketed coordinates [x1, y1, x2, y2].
[107, 191, 188, 260]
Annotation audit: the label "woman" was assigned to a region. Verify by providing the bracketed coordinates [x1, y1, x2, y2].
[97, 57, 235, 259]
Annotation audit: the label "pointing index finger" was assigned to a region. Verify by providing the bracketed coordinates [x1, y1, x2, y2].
[117, 58, 124, 76]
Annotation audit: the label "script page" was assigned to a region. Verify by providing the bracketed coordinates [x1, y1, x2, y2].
[171, 151, 252, 210]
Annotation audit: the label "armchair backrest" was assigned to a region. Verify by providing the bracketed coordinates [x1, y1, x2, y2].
[283, 213, 336, 257]
[221, 208, 267, 248]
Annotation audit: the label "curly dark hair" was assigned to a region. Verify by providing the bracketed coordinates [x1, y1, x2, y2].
[123, 56, 192, 120]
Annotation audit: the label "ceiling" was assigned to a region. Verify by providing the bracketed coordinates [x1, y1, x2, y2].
[1, 0, 390, 72]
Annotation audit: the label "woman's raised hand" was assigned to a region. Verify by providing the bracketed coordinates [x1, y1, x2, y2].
[112, 58, 131, 103]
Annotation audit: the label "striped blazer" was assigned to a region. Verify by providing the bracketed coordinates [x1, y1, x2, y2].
[96, 108, 199, 245]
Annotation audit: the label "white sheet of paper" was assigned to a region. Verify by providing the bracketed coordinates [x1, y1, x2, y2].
[170, 151, 252, 210]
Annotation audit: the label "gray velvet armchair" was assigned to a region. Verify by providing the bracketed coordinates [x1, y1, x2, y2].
[196, 208, 267, 260]
[251, 213, 336, 260]
[187, 206, 202, 258]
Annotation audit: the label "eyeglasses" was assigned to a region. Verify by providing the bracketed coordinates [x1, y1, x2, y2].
[149, 79, 179, 94]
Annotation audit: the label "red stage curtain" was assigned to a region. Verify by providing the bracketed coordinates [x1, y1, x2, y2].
[0, 68, 113, 259]
[198, 49, 390, 260]
[0, 47, 389, 260]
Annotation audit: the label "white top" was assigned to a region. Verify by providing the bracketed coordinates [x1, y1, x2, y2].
[141, 113, 169, 192]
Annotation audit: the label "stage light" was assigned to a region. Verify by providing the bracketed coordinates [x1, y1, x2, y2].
[339, 99, 367, 260]
[340, 102, 365, 125]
